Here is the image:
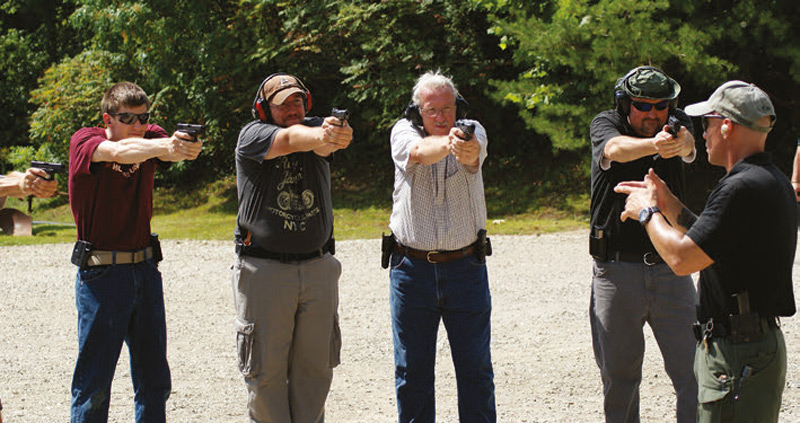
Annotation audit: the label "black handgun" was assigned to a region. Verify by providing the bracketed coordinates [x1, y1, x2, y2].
[331, 108, 349, 127]
[666, 115, 681, 138]
[30, 160, 66, 181]
[455, 119, 475, 140]
[176, 123, 206, 142]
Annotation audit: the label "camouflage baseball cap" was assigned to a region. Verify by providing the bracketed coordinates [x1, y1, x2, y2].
[617, 66, 681, 100]
[684, 80, 775, 133]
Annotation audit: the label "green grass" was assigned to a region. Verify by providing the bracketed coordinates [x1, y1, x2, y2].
[0, 179, 590, 246]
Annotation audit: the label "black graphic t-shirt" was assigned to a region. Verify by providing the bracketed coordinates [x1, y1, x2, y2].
[234, 117, 333, 253]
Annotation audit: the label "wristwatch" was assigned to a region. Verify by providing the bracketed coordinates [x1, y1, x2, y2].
[638, 206, 661, 226]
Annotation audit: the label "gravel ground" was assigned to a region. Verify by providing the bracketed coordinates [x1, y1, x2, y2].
[2, 231, 800, 422]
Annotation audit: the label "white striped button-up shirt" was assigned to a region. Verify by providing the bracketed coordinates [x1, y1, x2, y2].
[388, 118, 488, 251]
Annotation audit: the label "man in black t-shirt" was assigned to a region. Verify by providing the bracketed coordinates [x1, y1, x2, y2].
[616, 80, 795, 423]
[232, 73, 352, 423]
[589, 66, 698, 423]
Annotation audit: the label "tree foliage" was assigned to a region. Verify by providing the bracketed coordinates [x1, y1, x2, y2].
[2, 0, 800, 208]
[477, 0, 800, 164]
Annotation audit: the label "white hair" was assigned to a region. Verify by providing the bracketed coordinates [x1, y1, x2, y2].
[411, 70, 460, 106]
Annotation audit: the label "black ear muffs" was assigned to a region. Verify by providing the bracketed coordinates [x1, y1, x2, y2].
[405, 93, 470, 129]
[251, 73, 313, 123]
[404, 102, 423, 127]
[614, 90, 630, 116]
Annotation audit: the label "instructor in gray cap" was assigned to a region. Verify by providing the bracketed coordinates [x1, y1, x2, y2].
[589, 66, 698, 423]
[615, 80, 796, 422]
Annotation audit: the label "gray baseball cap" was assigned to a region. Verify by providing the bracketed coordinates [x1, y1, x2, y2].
[684, 80, 776, 133]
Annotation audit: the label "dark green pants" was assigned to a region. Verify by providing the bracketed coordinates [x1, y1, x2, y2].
[695, 322, 786, 423]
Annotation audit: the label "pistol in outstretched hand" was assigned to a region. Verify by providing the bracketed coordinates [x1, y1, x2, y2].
[30, 160, 66, 181]
[455, 120, 475, 140]
[176, 123, 206, 142]
[331, 108, 350, 127]
[666, 115, 681, 138]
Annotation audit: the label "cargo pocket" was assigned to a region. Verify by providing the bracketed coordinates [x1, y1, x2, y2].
[235, 317, 256, 378]
[696, 347, 732, 404]
[330, 312, 342, 368]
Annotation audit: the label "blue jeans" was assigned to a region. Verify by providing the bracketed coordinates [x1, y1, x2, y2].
[389, 252, 496, 423]
[70, 259, 171, 423]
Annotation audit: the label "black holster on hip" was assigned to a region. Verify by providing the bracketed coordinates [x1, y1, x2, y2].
[381, 232, 397, 269]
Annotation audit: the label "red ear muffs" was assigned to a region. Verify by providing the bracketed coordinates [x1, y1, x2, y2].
[254, 97, 269, 121]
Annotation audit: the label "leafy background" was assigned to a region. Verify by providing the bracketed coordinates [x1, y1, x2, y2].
[2, 0, 799, 215]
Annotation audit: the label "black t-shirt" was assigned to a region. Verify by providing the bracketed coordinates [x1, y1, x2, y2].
[234, 117, 333, 253]
[590, 109, 694, 254]
[687, 153, 797, 320]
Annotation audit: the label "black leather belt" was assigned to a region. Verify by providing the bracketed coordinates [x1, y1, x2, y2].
[693, 316, 779, 342]
[236, 241, 332, 262]
[610, 250, 664, 265]
[393, 244, 475, 264]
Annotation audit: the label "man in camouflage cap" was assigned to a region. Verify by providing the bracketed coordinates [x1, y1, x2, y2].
[588, 66, 698, 423]
[616, 80, 795, 423]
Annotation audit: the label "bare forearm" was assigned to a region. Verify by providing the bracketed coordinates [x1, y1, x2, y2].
[658, 192, 695, 234]
[0, 172, 24, 197]
[267, 125, 326, 159]
[94, 138, 172, 164]
[410, 136, 450, 165]
[603, 136, 657, 163]
[646, 213, 710, 275]
[792, 148, 800, 182]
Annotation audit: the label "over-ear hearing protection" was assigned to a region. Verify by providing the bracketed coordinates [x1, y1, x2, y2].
[404, 94, 469, 128]
[613, 66, 678, 116]
[251, 73, 313, 123]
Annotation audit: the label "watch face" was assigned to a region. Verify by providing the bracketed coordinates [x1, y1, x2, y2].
[639, 207, 651, 224]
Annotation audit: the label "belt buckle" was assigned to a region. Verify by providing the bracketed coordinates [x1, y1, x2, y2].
[426, 250, 440, 264]
[643, 252, 658, 266]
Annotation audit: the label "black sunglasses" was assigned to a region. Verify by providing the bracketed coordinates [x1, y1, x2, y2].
[701, 114, 726, 131]
[110, 112, 150, 125]
[631, 100, 669, 112]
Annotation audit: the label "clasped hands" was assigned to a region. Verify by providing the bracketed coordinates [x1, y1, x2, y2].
[654, 125, 693, 159]
[19, 168, 58, 198]
[321, 116, 353, 151]
[448, 126, 479, 166]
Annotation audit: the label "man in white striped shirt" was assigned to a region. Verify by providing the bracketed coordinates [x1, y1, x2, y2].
[387, 70, 495, 423]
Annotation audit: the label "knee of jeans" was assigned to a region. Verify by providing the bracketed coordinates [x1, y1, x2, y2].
[73, 387, 110, 411]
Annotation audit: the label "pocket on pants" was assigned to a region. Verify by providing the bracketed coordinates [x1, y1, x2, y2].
[235, 317, 257, 378]
[696, 345, 732, 404]
[330, 312, 342, 368]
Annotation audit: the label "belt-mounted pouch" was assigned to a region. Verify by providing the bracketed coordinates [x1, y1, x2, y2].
[150, 233, 163, 263]
[71, 240, 93, 268]
[729, 312, 764, 343]
[589, 226, 608, 261]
